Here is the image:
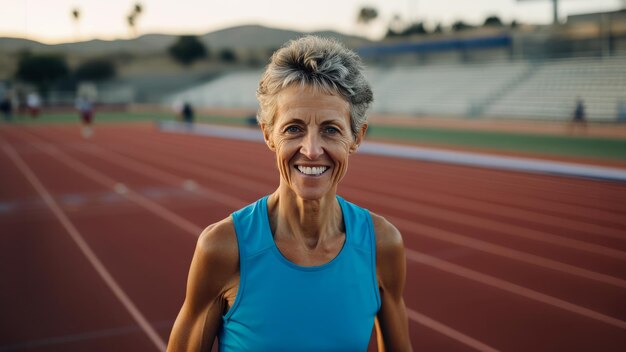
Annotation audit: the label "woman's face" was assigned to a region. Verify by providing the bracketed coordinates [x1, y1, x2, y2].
[262, 85, 366, 201]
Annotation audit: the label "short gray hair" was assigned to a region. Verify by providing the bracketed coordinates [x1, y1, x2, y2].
[256, 36, 373, 138]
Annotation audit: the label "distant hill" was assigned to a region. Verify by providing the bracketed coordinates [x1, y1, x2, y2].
[0, 37, 50, 52]
[0, 25, 369, 55]
[199, 25, 368, 49]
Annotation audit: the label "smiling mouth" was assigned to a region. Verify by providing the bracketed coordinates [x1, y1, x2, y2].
[295, 165, 329, 176]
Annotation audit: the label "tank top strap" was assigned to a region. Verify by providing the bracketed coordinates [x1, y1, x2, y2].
[232, 195, 375, 256]
[231, 195, 274, 259]
[337, 196, 375, 253]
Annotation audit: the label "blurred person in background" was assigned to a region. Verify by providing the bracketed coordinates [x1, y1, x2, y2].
[617, 98, 626, 123]
[0, 92, 13, 122]
[570, 96, 587, 134]
[181, 101, 194, 127]
[168, 36, 412, 351]
[26, 92, 41, 118]
[75, 95, 94, 138]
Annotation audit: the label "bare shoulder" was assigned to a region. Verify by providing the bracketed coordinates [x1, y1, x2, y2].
[194, 216, 239, 274]
[186, 216, 239, 309]
[197, 217, 238, 256]
[169, 217, 239, 350]
[370, 212, 404, 256]
[370, 212, 406, 293]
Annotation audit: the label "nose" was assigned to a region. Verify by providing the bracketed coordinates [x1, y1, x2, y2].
[300, 131, 323, 160]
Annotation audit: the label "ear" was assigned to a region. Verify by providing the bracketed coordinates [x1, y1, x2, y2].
[349, 124, 368, 154]
[260, 123, 275, 151]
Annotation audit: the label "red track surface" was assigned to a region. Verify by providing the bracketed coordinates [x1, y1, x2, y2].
[1, 123, 625, 351]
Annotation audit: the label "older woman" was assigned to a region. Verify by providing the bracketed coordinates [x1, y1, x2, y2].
[168, 36, 411, 351]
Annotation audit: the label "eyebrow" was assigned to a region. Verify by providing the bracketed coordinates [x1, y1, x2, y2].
[281, 116, 346, 125]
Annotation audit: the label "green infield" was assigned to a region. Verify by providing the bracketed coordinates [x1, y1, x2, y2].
[366, 125, 626, 161]
[3, 111, 625, 161]
[4, 111, 174, 124]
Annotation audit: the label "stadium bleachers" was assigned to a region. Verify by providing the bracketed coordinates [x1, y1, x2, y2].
[367, 62, 530, 116]
[168, 71, 261, 109]
[166, 56, 626, 122]
[485, 56, 626, 121]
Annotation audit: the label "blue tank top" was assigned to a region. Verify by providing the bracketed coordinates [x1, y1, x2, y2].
[219, 195, 381, 351]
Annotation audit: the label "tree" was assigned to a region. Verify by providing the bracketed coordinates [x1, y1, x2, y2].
[385, 21, 428, 38]
[219, 48, 237, 63]
[15, 54, 69, 95]
[403, 22, 428, 36]
[75, 58, 116, 82]
[127, 2, 143, 37]
[385, 14, 404, 38]
[356, 6, 379, 38]
[483, 16, 504, 27]
[71, 7, 80, 40]
[452, 21, 474, 32]
[168, 35, 207, 66]
[356, 7, 378, 24]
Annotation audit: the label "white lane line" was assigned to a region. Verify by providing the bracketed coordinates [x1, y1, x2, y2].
[407, 249, 626, 330]
[407, 309, 500, 352]
[0, 320, 172, 351]
[74, 143, 245, 210]
[16, 129, 499, 351]
[58, 131, 626, 283]
[83, 135, 626, 329]
[105, 130, 626, 246]
[84, 131, 626, 286]
[386, 215, 626, 289]
[157, 121, 626, 182]
[36, 131, 626, 333]
[359, 188, 626, 260]
[13, 132, 203, 236]
[1, 142, 167, 352]
[348, 179, 626, 242]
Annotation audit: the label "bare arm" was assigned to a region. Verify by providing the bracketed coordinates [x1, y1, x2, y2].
[372, 213, 412, 352]
[167, 218, 239, 352]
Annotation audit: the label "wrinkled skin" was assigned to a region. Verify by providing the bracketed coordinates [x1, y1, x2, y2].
[167, 84, 412, 352]
[262, 84, 366, 202]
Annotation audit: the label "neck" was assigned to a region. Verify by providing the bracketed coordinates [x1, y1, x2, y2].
[267, 188, 343, 250]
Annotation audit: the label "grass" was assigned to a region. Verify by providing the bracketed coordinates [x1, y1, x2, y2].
[3, 111, 626, 161]
[367, 125, 626, 161]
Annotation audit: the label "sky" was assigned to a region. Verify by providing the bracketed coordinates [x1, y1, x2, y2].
[1, 0, 624, 44]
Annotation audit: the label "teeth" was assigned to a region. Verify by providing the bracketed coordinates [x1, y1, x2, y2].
[297, 166, 328, 176]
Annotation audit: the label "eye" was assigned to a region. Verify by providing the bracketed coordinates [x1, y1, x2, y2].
[323, 126, 340, 135]
[284, 125, 302, 133]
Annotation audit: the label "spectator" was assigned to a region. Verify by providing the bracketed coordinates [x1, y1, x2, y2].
[617, 99, 626, 123]
[26, 92, 41, 118]
[76, 95, 94, 138]
[181, 102, 194, 126]
[570, 96, 587, 134]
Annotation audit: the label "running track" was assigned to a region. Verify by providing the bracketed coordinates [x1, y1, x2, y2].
[1, 123, 625, 351]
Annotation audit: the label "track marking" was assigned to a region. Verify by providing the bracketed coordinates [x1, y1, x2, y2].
[0, 320, 172, 351]
[1, 141, 167, 352]
[347, 185, 626, 261]
[114, 183, 128, 195]
[84, 133, 626, 285]
[17, 127, 626, 340]
[46, 129, 626, 288]
[388, 215, 626, 289]
[407, 309, 499, 352]
[74, 143, 245, 210]
[157, 121, 626, 182]
[349, 179, 626, 241]
[12, 128, 499, 351]
[11, 131, 203, 236]
[105, 131, 626, 242]
[406, 249, 626, 330]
